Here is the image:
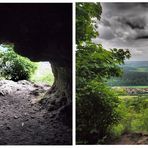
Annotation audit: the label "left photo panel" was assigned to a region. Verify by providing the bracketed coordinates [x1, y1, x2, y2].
[0, 3, 72, 145]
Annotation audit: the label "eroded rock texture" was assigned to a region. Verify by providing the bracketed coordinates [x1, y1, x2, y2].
[0, 3, 72, 144]
[0, 80, 72, 144]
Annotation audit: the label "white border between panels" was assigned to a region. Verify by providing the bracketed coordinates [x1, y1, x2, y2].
[73, 1, 76, 146]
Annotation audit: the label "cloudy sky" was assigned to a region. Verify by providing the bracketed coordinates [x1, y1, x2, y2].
[93, 3, 148, 61]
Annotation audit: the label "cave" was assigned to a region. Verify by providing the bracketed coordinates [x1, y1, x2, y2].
[0, 3, 72, 145]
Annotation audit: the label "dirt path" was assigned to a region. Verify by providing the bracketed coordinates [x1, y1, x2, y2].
[110, 132, 148, 145]
[0, 80, 72, 145]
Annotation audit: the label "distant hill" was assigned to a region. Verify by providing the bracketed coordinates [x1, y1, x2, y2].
[108, 61, 148, 86]
[124, 61, 148, 67]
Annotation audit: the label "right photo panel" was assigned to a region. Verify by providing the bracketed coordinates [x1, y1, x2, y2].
[76, 2, 148, 145]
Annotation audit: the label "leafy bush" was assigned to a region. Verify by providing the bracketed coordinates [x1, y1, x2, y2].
[110, 124, 125, 138]
[77, 81, 121, 144]
[0, 44, 37, 81]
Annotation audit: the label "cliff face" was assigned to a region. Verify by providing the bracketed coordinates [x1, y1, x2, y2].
[0, 3, 72, 125]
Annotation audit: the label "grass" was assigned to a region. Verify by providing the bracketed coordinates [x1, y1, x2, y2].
[30, 62, 54, 85]
[110, 87, 148, 139]
[122, 86, 148, 88]
[119, 95, 137, 99]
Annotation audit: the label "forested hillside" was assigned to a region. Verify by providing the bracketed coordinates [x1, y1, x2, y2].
[108, 61, 148, 86]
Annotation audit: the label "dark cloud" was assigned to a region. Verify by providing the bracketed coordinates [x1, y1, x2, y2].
[102, 3, 137, 10]
[123, 17, 146, 30]
[136, 35, 148, 39]
[126, 21, 144, 30]
[135, 3, 148, 7]
[102, 3, 148, 12]
[96, 3, 148, 61]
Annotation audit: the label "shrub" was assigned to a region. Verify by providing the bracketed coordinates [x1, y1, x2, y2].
[76, 81, 121, 144]
[0, 44, 37, 81]
[110, 124, 125, 138]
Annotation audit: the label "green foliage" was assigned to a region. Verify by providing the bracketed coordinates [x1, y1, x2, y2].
[31, 70, 54, 85]
[76, 2, 131, 144]
[0, 44, 37, 81]
[112, 87, 127, 95]
[77, 81, 121, 144]
[141, 108, 148, 131]
[76, 3, 102, 45]
[110, 95, 148, 138]
[77, 44, 130, 83]
[30, 62, 54, 85]
[110, 124, 124, 138]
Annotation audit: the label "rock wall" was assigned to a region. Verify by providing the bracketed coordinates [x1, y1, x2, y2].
[0, 3, 72, 118]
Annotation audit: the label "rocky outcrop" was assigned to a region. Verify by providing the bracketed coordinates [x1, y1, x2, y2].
[0, 3, 72, 119]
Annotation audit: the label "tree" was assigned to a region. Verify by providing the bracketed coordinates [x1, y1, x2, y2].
[76, 3, 131, 144]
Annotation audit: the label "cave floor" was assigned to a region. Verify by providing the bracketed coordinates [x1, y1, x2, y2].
[0, 80, 72, 145]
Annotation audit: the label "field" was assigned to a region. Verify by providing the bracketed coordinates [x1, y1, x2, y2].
[121, 86, 148, 88]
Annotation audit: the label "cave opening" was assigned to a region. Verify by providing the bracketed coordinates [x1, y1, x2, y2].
[0, 43, 72, 145]
[0, 44, 54, 86]
[0, 43, 54, 103]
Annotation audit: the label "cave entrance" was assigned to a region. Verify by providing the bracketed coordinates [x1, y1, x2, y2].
[0, 44, 54, 85]
[0, 43, 71, 144]
[0, 43, 54, 102]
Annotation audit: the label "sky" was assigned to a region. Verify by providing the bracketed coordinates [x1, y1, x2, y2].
[93, 3, 148, 61]
[0, 45, 8, 52]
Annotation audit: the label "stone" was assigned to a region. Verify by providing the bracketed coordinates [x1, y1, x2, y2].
[0, 91, 5, 96]
[21, 122, 24, 127]
[6, 126, 11, 130]
[14, 115, 19, 119]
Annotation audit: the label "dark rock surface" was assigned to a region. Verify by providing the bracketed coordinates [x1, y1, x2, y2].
[0, 3, 72, 111]
[0, 80, 72, 145]
[0, 4, 72, 67]
[0, 4, 72, 144]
